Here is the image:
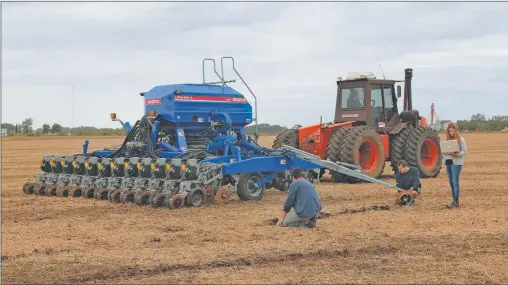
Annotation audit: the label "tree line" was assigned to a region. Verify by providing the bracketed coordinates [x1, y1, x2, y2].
[2, 113, 506, 137]
[245, 123, 289, 134]
[1, 118, 126, 136]
[456, 113, 508, 131]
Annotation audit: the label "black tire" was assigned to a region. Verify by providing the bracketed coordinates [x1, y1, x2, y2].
[109, 189, 123, 203]
[22, 182, 35, 195]
[389, 125, 415, 174]
[120, 190, 135, 204]
[134, 190, 146, 206]
[338, 126, 386, 183]
[151, 193, 167, 208]
[82, 187, 95, 199]
[272, 128, 299, 149]
[236, 172, 265, 201]
[325, 127, 352, 182]
[135, 191, 152, 206]
[185, 189, 205, 207]
[404, 126, 442, 178]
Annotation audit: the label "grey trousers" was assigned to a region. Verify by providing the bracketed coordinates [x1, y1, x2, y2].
[282, 210, 318, 228]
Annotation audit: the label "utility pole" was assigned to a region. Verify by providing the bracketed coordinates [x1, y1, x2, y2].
[71, 84, 75, 134]
[430, 103, 435, 125]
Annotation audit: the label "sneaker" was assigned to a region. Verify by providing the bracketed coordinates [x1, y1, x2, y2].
[307, 216, 317, 228]
[446, 201, 458, 209]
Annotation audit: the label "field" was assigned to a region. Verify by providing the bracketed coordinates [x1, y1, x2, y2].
[2, 133, 508, 284]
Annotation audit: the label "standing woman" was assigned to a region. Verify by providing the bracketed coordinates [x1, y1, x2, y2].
[443, 123, 467, 208]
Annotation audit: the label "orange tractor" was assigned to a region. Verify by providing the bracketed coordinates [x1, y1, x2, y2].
[273, 68, 442, 182]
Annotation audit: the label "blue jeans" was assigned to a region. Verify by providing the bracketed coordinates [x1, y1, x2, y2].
[446, 164, 462, 203]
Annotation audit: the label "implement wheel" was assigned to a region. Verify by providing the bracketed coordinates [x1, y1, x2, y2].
[215, 186, 232, 205]
[22, 182, 35, 195]
[95, 188, 109, 200]
[45, 185, 58, 196]
[396, 190, 415, 207]
[236, 172, 264, 201]
[69, 186, 83, 198]
[168, 194, 186, 210]
[405, 126, 442, 178]
[151, 193, 168, 208]
[338, 126, 386, 182]
[82, 187, 96, 198]
[56, 185, 71, 197]
[120, 190, 135, 204]
[185, 189, 205, 207]
[133, 190, 145, 206]
[135, 191, 154, 206]
[109, 189, 125, 203]
[35, 183, 47, 195]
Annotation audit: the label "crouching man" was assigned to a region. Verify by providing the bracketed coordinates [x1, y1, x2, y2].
[276, 169, 322, 228]
[395, 160, 421, 195]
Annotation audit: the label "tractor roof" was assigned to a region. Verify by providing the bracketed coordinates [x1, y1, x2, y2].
[336, 72, 402, 86]
[337, 78, 401, 85]
[143, 83, 244, 99]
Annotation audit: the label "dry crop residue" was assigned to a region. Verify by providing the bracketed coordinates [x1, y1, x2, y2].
[2, 133, 508, 284]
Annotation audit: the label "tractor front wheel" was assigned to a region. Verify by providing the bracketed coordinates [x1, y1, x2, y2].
[339, 126, 386, 182]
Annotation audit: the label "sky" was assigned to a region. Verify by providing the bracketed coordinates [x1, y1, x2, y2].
[2, 1, 508, 129]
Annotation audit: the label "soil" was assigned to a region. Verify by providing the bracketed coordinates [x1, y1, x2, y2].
[2, 133, 508, 284]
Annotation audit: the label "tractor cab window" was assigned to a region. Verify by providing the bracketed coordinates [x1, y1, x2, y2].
[370, 85, 384, 127]
[383, 85, 397, 122]
[339, 87, 365, 109]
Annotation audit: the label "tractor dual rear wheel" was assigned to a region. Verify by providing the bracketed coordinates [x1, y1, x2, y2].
[389, 125, 415, 174]
[272, 128, 299, 149]
[405, 126, 442, 178]
[325, 126, 352, 182]
[337, 126, 386, 183]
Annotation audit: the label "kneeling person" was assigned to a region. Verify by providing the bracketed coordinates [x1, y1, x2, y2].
[276, 169, 322, 228]
[395, 160, 421, 194]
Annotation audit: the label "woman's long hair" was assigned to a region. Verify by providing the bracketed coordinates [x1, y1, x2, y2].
[446, 123, 461, 142]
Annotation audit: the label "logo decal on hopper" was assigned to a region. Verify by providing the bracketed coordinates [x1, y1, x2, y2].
[145, 99, 161, 105]
[174, 95, 247, 103]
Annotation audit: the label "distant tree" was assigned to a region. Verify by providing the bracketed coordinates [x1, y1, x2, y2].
[1, 123, 15, 132]
[471, 113, 487, 121]
[42, 124, 51, 134]
[51, 123, 63, 133]
[20, 118, 34, 134]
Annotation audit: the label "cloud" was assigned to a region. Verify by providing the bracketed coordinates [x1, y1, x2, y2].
[2, 2, 508, 129]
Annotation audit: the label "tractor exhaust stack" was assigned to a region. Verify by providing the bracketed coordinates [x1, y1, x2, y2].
[404, 68, 413, 111]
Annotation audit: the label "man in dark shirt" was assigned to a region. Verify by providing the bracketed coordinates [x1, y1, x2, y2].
[395, 160, 421, 193]
[276, 169, 322, 228]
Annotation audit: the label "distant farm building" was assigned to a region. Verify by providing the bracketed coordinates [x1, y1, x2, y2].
[1, 128, 8, 136]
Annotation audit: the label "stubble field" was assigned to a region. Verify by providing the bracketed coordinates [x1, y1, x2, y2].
[1, 132, 508, 284]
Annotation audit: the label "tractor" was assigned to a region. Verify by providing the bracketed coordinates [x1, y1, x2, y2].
[272, 68, 443, 182]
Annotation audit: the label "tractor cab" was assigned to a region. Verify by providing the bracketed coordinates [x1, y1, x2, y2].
[334, 69, 423, 134]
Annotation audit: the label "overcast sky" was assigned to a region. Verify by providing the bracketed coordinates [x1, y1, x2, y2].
[2, 1, 508, 129]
